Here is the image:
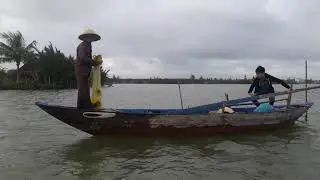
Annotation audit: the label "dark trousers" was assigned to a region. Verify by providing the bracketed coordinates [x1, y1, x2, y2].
[76, 71, 93, 109]
[252, 91, 275, 107]
[252, 97, 275, 107]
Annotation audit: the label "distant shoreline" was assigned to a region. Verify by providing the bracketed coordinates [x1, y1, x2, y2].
[1, 75, 317, 90]
[112, 82, 300, 84]
[108, 78, 314, 85]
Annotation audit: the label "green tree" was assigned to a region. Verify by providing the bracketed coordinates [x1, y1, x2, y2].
[0, 31, 38, 83]
[19, 42, 76, 88]
[38, 43, 72, 86]
[21, 42, 110, 88]
[100, 68, 111, 86]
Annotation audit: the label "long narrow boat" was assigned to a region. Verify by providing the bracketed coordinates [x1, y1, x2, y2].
[35, 101, 312, 136]
[35, 85, 320, 136]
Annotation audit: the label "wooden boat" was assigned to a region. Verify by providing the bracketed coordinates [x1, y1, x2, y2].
[35, 85, 320, 137]
[35, 101, 312, 136]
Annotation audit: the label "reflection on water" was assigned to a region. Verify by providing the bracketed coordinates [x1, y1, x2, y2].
[0, 84, 320, 179]
[61, 126, 310, 179]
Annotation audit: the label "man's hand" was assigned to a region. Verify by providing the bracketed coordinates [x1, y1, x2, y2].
[92, 54, 103, 67]
[284, 87, 293, 94]
[93, 60, 102, 66]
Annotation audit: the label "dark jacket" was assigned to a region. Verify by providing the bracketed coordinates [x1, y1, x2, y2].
[75, 41, 93, 75]
[75, 41, 94, 109]
[248, 73, 290, 95]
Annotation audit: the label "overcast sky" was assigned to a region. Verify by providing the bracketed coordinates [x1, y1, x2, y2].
[1, 0, 319, 79]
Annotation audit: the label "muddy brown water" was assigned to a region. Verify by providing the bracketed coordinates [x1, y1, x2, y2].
[0, 84, 320, 179]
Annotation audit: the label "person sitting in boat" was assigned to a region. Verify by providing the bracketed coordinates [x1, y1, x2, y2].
[248, 66, 290, 106]
[75, 28, 102, 109]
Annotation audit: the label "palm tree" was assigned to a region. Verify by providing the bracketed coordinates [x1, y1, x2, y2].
[0, 31, 38, 83]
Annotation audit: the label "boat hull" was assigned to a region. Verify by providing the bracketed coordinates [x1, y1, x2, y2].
[35, 102, 312, 136]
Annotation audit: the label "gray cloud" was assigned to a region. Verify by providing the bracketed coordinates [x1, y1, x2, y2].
[0, 0, 320, 78]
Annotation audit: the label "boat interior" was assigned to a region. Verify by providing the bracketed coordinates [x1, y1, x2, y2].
[35, 101, 313, 115]
[117, 103, 313, 115]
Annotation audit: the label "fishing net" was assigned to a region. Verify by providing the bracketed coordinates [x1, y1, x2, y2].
[91, 55, 102, 108]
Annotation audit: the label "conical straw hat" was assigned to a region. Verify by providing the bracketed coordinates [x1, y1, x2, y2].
[78, 28, 101, 42]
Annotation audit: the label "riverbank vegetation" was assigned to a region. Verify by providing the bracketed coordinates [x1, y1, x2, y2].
[110, 75, 315, 84]
[0, 31, 110, 90]
[0, 30, 316, 90]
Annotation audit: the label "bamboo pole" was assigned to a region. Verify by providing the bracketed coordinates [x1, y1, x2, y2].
[254, 85, 320, 99]
[225, 93, 229, 101]
[306, 60, 308, 102]
[188, 85, 320, 113]
[222, 93, 230, 112]
[178, 83, 184, 109]
[223, 85, 320, 107]
[305, 60, 308, 121]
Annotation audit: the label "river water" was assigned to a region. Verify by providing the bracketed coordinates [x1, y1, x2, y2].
[0, 84, 320, 180]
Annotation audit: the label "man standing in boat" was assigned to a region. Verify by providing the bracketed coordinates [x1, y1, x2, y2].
[248, 66, 290, 106]
[75, 28, 102, 109]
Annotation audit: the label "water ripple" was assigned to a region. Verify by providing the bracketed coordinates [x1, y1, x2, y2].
[1, 85, 320, 179]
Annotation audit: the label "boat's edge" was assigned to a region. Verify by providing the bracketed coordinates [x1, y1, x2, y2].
[34, 101, 313, 136]
[35, 101, 77, 110]
[35, 101, 314, 114]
